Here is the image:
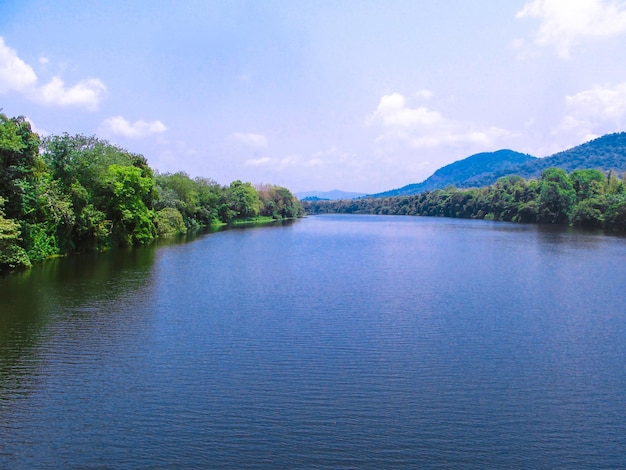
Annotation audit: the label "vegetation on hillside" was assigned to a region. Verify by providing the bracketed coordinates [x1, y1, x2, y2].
[373, 149, 536, 197]
[0, 113, 303, 274]
[373, 133, 626, 197]
[470, 133, 626, 189]
[304, 168, 626, 232]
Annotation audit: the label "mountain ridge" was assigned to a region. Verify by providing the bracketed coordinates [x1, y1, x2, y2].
[370, 132, 626, 198]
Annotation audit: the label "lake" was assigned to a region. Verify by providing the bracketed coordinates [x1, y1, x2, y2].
[1, 214, 625, 468]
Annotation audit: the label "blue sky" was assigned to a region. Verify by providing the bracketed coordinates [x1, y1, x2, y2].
[1, 0, 626, 193]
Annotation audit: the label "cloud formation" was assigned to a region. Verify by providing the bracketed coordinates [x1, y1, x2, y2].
[0, 37, 37, 93]
[0, 37, 106, 109]
[368, 92, 443, 128]
[368, 92, 511, 150]
[36, 77, 106, 110]
[554, 82, 626, 141]
[566, 82, 626, 120]
[517, 0, 626, 57]
[100, 116, 167, 138]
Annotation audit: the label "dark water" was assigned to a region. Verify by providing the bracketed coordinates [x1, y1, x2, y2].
[1, 215, 625, 468]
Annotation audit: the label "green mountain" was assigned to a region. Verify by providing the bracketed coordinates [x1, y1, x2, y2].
[372, 149, 536, 197]
[470, 132, 626, 188]
[371, 132, 626, 197]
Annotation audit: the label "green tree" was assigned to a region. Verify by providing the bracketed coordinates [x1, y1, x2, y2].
[41, 134, 156, 249]
[537, 168, 576, 224]
[194, 177, 222, 225]
[155, 172, 224, 228]
[571, 198, 605, 228]
[570, 169, 605, 202]
[0, 114, 40, 220]
[258, 184, 304, 219]
[226, 180, 261, 219]
[0, 197, 31, 273]
[104, 164, 156, 246]
[155, 207, 186, 237]
[604, 195, 626, 231]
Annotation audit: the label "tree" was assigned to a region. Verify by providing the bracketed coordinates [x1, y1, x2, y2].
[571, 198, 605, 228]
[537, 168, 576, 224]
[194, 177, 221, 225]
[570, 169, 605, 202]
[40, 134, 157, 249]
[226, 180, 261, 219]
[0, 197, 30, 273]
[104, 164, 156, 246]
[604, 196, 626, 231]
[0, 114, 40, 220]
[257, 184, 304, 219]
[155, 207, 186, 237]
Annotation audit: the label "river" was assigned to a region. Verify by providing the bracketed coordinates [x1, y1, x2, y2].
[1, 214, 625, 468]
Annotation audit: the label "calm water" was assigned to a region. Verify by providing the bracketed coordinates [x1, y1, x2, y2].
[1, 215, 625, 468]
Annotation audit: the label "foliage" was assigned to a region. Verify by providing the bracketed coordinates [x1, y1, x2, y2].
[226, 180, 261, 219]
[0, 115, 40, 220]
[257, 184, 304, 219]
[373, 149, 536, 197]
[104, 164, 157, 246]
[537, 168, 576, 224]
[155, 172, 222, 229]
[0, 112, 304, 272]
[155, 207, 186, 238]
[0, 197, 31, 273]
[303, 167, 626, 233]
[372, 132, 626, 197]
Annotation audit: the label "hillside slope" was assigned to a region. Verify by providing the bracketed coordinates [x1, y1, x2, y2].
[372, 149, 536, 197]
[470, 132, 626, 188]
[372, 132, 626, 197]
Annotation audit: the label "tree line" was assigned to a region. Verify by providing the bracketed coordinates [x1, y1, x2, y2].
[0, 113, 303, 273]
[303, 167, 626, 231]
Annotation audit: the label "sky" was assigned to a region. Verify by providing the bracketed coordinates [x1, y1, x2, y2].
[1, 0, 626, 194]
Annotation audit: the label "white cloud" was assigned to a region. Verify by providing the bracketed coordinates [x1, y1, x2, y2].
[36, 77, 106, 110]
[0, 36, 106, 110]
[232, 132, 268, 148]
[0, 37, 37, 93]
[368, 92, 443, 128]
[517, 0, 626, 57]
[368, 92, 512, 150]
[566, 82, 626, 120]
[100, 115, 167, 138]
[554, 82, 626, 142]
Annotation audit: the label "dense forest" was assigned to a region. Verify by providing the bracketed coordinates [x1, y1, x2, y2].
[304, 168, 626, 232]
[0, 113, 303, 274]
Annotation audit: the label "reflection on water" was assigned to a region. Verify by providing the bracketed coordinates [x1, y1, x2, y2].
[1, 215, 625, 468]
[0, 247, 156, 401]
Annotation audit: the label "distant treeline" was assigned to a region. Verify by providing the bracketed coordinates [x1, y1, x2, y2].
[304, 167, 626, 232]
[0, 113, 303, 273]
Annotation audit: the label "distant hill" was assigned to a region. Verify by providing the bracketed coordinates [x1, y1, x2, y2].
[296, 189, 367, 201]
[371, 132, 626, 197]
[469, 132, 626, 188]
[372, 149, 536, 197]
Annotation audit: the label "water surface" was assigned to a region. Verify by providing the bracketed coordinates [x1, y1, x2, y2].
[1, 215, 625, 468]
